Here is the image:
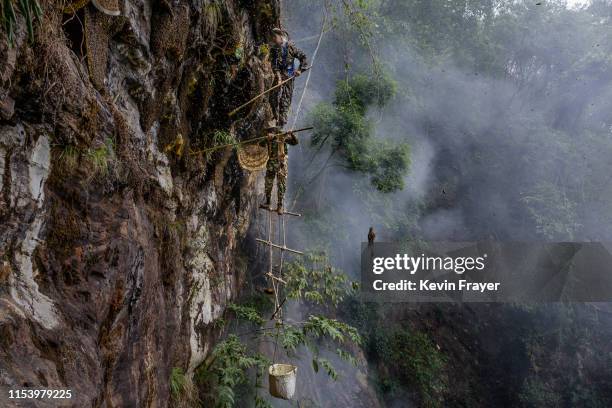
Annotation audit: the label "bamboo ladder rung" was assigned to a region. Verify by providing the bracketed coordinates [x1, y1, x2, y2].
[255, 238, 304, 255]
[259, 205, 301, 217]
[266, 272, 287, 284]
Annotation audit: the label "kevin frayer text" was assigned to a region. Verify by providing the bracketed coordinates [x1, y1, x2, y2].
[372, 279, 500, 292]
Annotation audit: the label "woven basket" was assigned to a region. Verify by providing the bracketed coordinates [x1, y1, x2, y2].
[238, 144, 269, 172]
[269, 364, 297, 400]
[92, 0, 121, 15]
[63, 0, 90, 14]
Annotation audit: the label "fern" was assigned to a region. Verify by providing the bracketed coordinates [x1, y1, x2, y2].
[280, 326, 307, 352]
[336, 348, 357, 366]
[227, 303, 265, 325]
[169, 367, 200, 407]
[254, 395, 273, 408]
[285, 252, 357, 306]
[196, 335, 269, 408]
[303, 315, 362, 346]
[318, 358, 338, 381]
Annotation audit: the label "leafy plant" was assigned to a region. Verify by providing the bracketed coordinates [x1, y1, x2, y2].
[308, 72, 410, 193]
[213, 257, 363, 406]
[170, 367, 200, 407]
[227, 303, 265, 326]
[195, 335, 269, 408]
[285, 252, 356, 306]
[369, 328, 448, 407]
[211, 130, 236, 146]
[170, 367, 187, 398]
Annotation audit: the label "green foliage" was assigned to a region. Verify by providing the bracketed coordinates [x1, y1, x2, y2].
[335, 73, 396, 114]
[279, 325, 306, 352]
[170, 367, 187, 399]
[211, 130, 236, 146]
[227, 303, 265, 326]
[285, 252, 356, 306]
[1, 0, 42, 46]
[254, 395, 273, 408]
[515, 305, 612, 408]
[370, 142, 411, 193]
[86, 138, 114, 178]
[303, 315, 362, 346]
[369, 328, 448, 407]
[317, 358, 338, 380]
[202, 129, 237, 161]
[169, 367, 199, 407]
[308, 73, 410, 193]
[257, 43, 270, 58]
[196, 335, 269, 408]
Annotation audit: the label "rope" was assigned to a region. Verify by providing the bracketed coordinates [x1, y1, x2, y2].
[264, 8, 329, 367]
[289, 9, 328, 132]
[188, 127, 313, 156]
[287, 11, 328, 212]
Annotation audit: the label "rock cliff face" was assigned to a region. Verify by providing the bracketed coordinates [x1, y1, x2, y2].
[0, 1, 278, 406]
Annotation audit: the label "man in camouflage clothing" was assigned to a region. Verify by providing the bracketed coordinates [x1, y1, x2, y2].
[259, 28, 306, 214]
[270, 28, 309, 128]
[262, 126, 299, 214]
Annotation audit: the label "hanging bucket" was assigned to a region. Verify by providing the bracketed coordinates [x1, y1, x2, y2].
[268, 363, 297, 400]
[238, 144, 269, 171]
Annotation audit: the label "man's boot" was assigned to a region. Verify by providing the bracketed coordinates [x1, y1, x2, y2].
[260, 198, 272, 211]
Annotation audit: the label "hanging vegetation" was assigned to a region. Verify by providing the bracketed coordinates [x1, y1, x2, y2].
[1, 0, 42, 45]
[193, 253, 362, 407]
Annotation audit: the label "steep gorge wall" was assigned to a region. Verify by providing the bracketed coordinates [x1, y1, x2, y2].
[0, 1, 278, 406]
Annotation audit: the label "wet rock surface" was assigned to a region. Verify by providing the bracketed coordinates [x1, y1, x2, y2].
[0, 1, 278, 406]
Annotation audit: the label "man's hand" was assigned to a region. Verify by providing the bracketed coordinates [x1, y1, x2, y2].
[294, 70, 302, 77]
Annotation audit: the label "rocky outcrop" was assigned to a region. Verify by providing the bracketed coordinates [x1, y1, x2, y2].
[0, 1, 278, 406]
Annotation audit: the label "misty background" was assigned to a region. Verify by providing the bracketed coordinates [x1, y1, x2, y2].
[241, 1, 612, 407]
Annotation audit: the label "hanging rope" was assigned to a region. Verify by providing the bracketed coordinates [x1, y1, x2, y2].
[289, 8, 328, 132]
[261, 8, 329, 367]
[287, 11, 329, 213]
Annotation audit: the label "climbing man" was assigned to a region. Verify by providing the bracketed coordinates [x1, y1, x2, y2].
[270, 28, 309, 129]
[261, 126, 299, 214]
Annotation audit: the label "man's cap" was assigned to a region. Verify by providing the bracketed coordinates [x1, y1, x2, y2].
[271, 27, 288, 37]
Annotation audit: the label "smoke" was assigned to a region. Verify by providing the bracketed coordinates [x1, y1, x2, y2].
[285, 0, 612, 245]
[249, 1, 612, 406]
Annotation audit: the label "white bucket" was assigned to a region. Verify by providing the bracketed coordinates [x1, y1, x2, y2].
[268, 363, 297, 400]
